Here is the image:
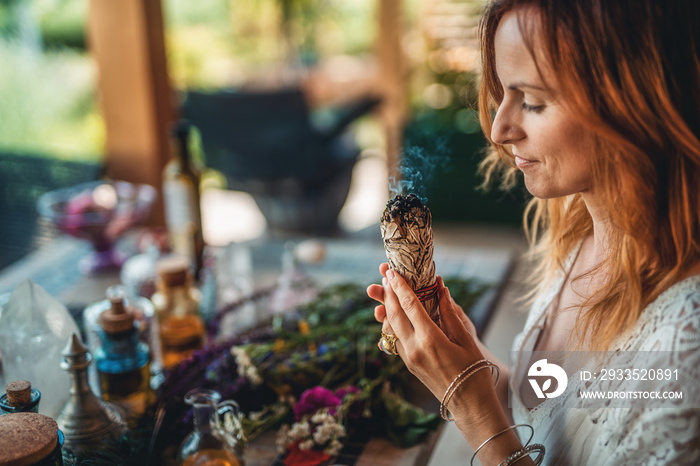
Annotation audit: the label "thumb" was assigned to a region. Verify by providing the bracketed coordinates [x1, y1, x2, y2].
[437, 277, 472, 347]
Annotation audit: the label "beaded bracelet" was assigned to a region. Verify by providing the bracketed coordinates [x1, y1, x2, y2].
[498, 443, 545, 466]
[470, 424, 534, 466]
[439, 360, 500, 421]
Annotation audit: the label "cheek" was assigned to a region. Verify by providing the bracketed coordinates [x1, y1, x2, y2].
[557, 127, 596, 187]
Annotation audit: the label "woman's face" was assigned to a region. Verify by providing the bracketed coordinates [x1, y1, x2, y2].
[491, 10, 596, 199]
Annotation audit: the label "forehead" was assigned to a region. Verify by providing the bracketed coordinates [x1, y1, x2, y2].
[494, 10, 550, 88]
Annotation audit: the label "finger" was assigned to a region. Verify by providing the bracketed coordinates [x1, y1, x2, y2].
[382, 320, 395, 336]
[439, 278, 477, 335]
[374, 304, 386, 323]
[384, 269, 434, 337]
[367, 283, 385, 304]
[379, 262, 389, 277]
[437, 278, 472, 347]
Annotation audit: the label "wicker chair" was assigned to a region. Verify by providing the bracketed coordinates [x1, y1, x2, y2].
[0, 152, 102, 270]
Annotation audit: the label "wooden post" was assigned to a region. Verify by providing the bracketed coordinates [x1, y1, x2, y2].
[86, 0, 175, 225]
[377, 0, 408, 184]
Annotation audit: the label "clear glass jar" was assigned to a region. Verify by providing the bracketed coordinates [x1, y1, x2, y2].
[177, 389, 245, 466]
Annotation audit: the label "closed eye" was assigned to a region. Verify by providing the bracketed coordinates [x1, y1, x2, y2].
[521, 102, 544, 113]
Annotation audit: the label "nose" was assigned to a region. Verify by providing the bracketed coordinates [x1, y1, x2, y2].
[491, 102, 525, 145]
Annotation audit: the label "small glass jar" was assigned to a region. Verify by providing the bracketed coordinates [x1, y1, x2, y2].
[0, 380, 41, 414]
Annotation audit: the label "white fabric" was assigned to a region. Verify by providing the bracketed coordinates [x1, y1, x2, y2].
[510, 255, 700, 465]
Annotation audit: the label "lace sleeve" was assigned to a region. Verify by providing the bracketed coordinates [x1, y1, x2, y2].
[607, 405, 700, 465]
[604, 278, 700, 465]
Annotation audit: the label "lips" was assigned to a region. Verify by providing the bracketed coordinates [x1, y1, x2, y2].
[514, 155, 538, 169]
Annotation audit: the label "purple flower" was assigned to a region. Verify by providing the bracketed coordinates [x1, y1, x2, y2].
[294, 386, 342, 421]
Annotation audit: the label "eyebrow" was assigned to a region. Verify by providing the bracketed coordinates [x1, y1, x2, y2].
[507, 82, 549, 92]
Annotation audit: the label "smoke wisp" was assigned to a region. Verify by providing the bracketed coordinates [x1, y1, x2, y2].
[388, 141, 450, 202]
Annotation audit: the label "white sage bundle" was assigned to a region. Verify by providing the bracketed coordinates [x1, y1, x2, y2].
[380, 194, 439, 323]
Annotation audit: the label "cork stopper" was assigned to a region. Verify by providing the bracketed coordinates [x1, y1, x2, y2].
[157, 255, 190, 287]
[98, 292, 135, 334]
[5, 380, 32, 406]
[0, 413, 58, 465]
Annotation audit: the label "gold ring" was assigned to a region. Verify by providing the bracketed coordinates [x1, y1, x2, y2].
[380, 332, 399, 355]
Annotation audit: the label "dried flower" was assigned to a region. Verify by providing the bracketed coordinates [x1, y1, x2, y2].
[277, 407, 347, 461]
[231, 346, 263, 386]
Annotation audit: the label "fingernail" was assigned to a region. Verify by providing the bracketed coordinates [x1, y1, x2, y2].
[382, 277, 387, 286]
[386, 269, 395, 280]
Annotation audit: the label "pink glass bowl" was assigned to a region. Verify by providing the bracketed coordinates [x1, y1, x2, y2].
[37, 180, 157, 273]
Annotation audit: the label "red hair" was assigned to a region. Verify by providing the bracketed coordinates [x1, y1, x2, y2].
[478, 0, 700, 350]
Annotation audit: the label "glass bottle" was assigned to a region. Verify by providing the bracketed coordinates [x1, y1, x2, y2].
[83, 285, 156, 395]
[93, 290, 153, 422]
[269, 242, 318, 318]
[151, 256, 205, 370]
[0, 380, 41, 414]
[163, 119, 205, 280]
[178, 389, 245, 466]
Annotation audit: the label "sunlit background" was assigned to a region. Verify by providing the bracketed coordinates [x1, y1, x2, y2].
[0, 0, 526, 266]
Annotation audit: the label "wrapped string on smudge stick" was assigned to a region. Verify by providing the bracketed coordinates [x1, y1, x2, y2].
[380, 193, 439, 324]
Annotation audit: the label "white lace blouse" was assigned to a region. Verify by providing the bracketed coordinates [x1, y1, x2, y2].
[509, 256, 700, 465]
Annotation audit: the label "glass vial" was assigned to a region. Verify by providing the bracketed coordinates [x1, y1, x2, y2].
[163, 120, 205, 280]
[83, 285, 156, 395]
[178, 389, 245, 466]
[0, 380, 41, 414]
[152, 256, 205, 370]
[93, 291, 153, 422]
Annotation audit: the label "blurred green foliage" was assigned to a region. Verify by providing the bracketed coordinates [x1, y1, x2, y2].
[0, 38, 103, 160]
[404, 71, 528, 225]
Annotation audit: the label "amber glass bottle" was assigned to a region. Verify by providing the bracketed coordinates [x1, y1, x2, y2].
[163, 120, 205, 280]
[152, 256, 205, 370]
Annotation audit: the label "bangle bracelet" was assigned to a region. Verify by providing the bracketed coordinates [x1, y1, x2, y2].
[470, 424, 534, 466]
[440, 361, 500, 421]
[441, 362, 499, 421]
[498, 443, 545, 466]
[439, 359, 487, 421]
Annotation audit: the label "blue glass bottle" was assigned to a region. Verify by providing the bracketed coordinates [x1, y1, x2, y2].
[0, 380, 41, 414]
[94, 293, 153, 422]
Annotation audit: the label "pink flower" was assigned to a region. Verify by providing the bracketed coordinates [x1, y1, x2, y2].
[294, 386, 342, 421]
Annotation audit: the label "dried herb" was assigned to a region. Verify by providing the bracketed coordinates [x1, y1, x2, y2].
[380, 194, 439, 323]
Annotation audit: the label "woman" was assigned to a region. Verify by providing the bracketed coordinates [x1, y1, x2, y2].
[368, 0, 700, 464]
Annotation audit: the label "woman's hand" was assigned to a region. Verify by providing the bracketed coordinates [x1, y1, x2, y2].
[366, 264, 486, 400]
[367, 264, 524, 462]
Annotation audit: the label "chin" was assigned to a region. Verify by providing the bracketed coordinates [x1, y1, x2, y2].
[523, 179, 561, 200]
